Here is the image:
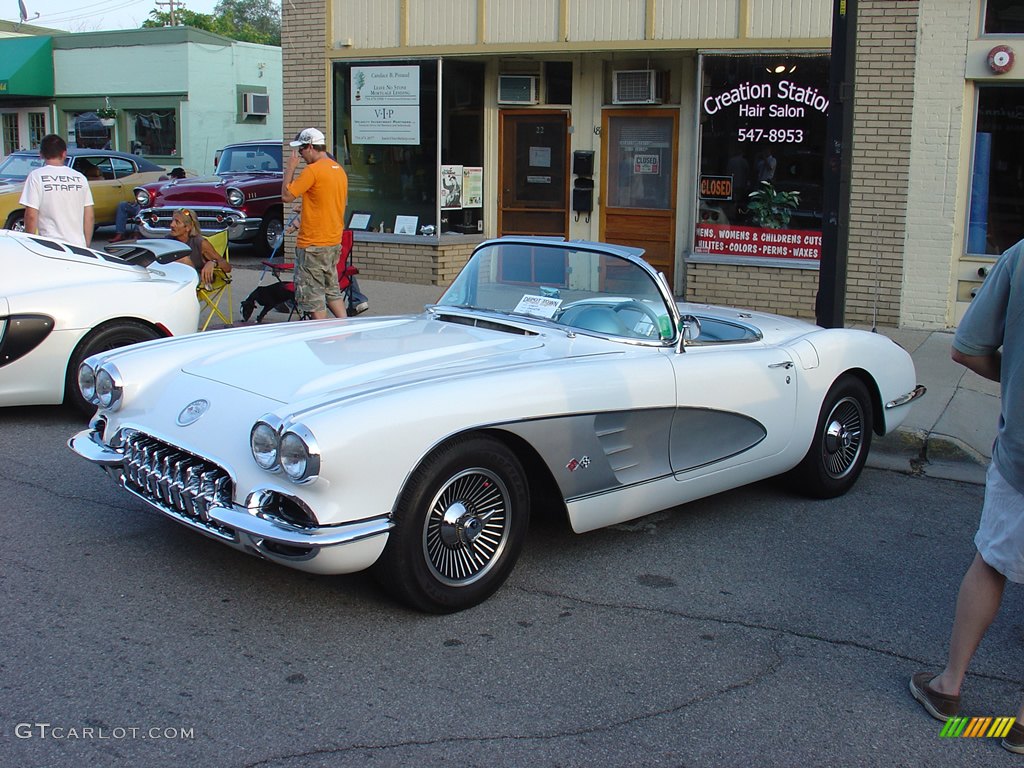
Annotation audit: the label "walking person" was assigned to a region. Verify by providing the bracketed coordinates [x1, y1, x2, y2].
[281, 128, 349, 320]
[909, 237, 1024, 753]
[19, 134, 95, 247]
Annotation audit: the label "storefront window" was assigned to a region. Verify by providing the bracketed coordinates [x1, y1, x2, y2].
[333, 59, 484, 235]
[985, 0, 1024, 34]
[967, 87, 1024, 256]
[694, 54, 829, 261]
[128, 109, 177, 156]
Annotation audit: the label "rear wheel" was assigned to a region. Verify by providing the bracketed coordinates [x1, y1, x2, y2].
[373, 435, 530, 613]
[790, 374, 873, 498]
[65, 321, 162, 414]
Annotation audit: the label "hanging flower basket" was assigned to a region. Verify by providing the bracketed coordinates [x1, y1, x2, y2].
[99, 117, 116, 127]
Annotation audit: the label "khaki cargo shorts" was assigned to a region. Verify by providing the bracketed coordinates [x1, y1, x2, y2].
[294, 244, 344, 314]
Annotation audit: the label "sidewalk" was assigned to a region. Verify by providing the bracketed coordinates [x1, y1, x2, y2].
[216, 255, 998, 486]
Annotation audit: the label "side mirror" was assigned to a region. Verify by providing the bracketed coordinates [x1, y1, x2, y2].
[680, 314, 702, 343]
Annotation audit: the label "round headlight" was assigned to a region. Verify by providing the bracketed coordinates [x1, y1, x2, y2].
[135, 189, 151, 207]
[226, 188, 244, 207]
[250, 422, 280, 470]
[95, 365, 123, 410]
[78, 363, 97, 403]
[279, 428, 320, 483]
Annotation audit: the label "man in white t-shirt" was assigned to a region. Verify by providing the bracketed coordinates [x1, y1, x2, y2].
[19, 134, 95, 247]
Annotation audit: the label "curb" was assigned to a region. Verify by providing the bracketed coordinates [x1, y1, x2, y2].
[869, 427, 987, 485]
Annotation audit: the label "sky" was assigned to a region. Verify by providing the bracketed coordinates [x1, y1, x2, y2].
[11, 0, 219, 32]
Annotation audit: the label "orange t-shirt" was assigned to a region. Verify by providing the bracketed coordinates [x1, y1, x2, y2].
[287, 156, 349, 248]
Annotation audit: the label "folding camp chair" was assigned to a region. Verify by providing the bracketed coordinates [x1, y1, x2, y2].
[197, 229, 233, 331]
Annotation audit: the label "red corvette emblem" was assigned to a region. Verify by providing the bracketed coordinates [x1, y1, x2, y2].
[566, 456, 591, 472]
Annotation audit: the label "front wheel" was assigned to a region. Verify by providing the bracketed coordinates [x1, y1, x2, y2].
[789, 374, 873, 499]
[65, 321, 162, 415]
[256, 212, 283, 257]
[5, 211, 25, 232]
[373, 435, 530, 613]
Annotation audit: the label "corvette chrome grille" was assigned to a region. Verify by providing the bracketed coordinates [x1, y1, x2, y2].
[122, 433, 235, 538]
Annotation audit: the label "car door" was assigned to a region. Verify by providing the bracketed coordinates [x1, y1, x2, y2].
[69, 155, 119, 224]
[667, 341, 798, 477]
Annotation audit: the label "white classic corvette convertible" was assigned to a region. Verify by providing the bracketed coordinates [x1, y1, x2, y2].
[70, 237, 924, 612]
[2, 231, 200, 412]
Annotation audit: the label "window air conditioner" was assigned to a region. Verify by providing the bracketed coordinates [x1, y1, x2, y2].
[498, 75, 539, 105]
[242, 92, 270, 117]
[612, 70, 662, 105]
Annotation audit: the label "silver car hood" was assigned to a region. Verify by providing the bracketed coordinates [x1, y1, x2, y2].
[179, 314, 605, 404]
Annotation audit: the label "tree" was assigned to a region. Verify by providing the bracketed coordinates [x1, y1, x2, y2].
[142, 0, 280, 46]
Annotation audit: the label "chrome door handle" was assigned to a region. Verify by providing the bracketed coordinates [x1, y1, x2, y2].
[769, 361, 794, 369]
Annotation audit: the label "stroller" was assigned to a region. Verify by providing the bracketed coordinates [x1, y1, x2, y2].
[241, 223, 369, 323]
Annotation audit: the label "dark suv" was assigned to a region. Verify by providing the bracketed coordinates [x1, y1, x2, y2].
[134, 140, 283, 255]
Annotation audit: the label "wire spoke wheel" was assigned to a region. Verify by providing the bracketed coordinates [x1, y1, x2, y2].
[423, 468, 510, 586]
[821, 396, 864, 479]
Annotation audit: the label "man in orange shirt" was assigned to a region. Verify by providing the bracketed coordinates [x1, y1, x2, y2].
[282, 127, 349, 320]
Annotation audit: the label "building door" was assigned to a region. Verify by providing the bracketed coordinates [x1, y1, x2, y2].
[600, 110, 679, 279]
[498, 111, 569, 237]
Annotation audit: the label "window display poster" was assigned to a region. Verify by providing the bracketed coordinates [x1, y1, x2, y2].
[697, 54, 829, 259]
[463, 167, 483, 208]
[351, 66, 420, 106]
[441, 164, 463, 210]
[351, 105, 420, 145]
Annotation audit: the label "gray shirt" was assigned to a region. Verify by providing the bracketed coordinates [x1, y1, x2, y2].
[953, 237, 1024, 494]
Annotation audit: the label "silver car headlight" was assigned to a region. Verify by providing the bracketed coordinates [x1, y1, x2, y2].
[94, 363, 124, 410]
[250, 420, 280, 470]
[135, 188, 151, 207]
[78, 362, 97, 403]
[279, 426, 320, 483]
[226, 187, 244, 207]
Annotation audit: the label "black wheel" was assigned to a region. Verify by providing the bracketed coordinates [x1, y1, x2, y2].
[790, 374, 873, 499]
[373, 435, 530, 613]
[256, 211, 283, 257]
[65, 321, 161, 414]
[5, 211, 25, 232]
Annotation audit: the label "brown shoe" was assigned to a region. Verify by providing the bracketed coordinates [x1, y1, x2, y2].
[109, 233, 126, 243]
[909, 672, 960, 722]
[1003, 720, 1024, 754]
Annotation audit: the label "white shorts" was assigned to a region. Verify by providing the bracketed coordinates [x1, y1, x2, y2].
[975, 463, 1024, 583]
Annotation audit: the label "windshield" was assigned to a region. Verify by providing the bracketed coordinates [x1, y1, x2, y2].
[215, 144, 282, 174]
[0, 154, 43, 182]
[438, 241, 675, 341]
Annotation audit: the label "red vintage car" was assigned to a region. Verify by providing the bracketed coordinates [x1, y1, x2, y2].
[134, 140, 283, 256]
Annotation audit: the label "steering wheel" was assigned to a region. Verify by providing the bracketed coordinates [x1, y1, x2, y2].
[612, 300, 667, 338]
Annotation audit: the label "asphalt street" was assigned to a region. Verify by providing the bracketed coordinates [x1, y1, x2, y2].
[1, 404, 1020, 768]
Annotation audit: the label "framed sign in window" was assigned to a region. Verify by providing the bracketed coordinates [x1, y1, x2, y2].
[394, 215, 418, 235]
[348, 211, 372, 231]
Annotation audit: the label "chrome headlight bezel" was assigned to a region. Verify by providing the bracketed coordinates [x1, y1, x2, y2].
[77, 362, 97, 403]
[226, 187, 245, 207]
[135, 188, 151, 207]
[280, 425, 321, 484]
[94, 363, 124, 410]
[250, 417, 283, 471]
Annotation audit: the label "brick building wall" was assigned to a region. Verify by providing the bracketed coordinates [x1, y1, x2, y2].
[686, 265, 819, 320]
[845, 0, 917, 326]
[901, 0, 970, 328]
[354, 239, 479, 286]
[281, 0, 326, 143]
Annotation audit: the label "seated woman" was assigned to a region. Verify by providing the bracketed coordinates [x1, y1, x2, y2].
[168, 208, 231, 286]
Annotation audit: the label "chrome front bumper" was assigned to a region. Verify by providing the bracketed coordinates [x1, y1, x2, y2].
[885, 384, 927, 410]
[136, 206, 260, 241]
[68, 427, 393, 553]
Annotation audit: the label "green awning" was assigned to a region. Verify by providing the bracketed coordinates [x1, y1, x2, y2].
[0, 37, 53, 97]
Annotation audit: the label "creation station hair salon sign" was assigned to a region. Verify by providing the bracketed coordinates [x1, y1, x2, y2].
[695, 57, 829, 261]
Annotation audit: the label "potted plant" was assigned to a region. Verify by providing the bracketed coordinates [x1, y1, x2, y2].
[746, 181, 800, 229]
[97, 99, 117, 127]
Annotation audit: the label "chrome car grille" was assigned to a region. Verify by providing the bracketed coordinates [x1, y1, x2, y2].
[122, 433, 235, 539]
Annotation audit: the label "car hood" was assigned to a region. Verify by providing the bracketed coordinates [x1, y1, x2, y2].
[177, 314, 607, 405]
[151, 173, 278, 202]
